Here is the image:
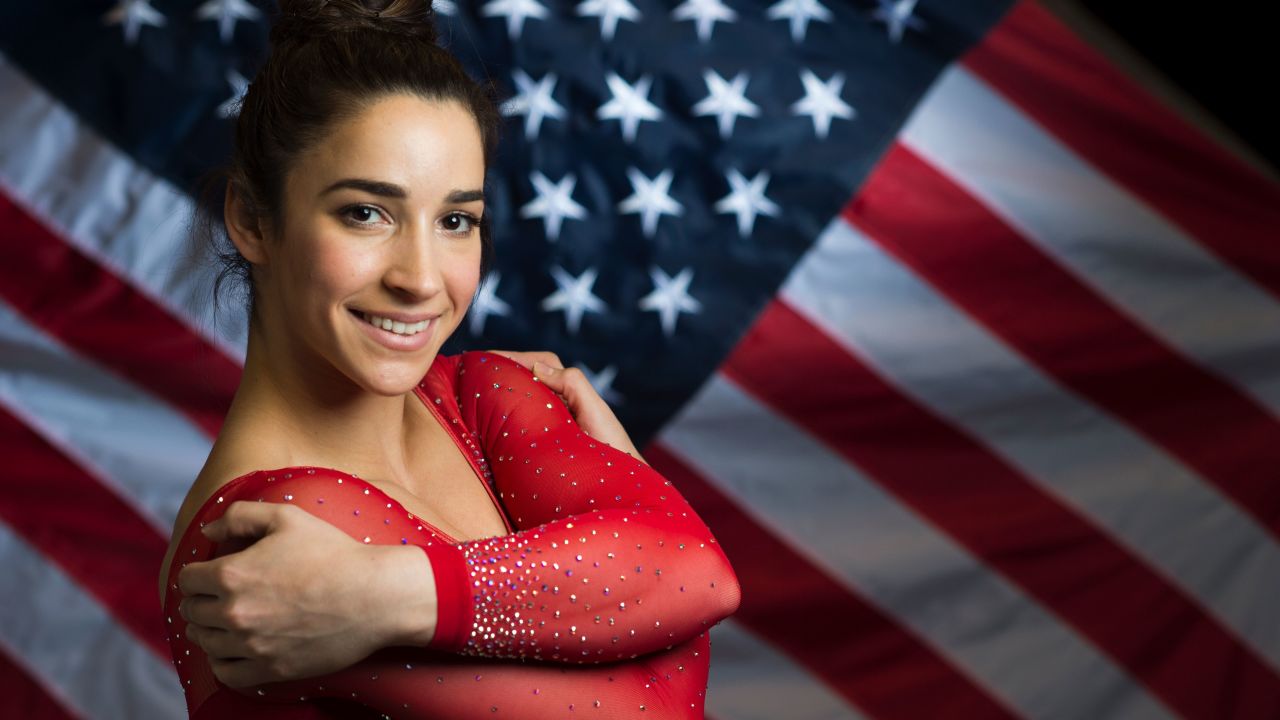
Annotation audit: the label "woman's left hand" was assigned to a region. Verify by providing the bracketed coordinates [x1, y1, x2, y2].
[175, 502, 435, 690]
[485, 349, 648, 466]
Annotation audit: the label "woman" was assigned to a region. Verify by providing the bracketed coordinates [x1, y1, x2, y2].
[158, 1, 742, 717]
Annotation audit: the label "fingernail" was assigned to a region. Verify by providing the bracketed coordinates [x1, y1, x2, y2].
[533, 361, 549, 375]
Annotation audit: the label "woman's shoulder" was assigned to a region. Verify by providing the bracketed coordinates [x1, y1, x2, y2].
[417, 350, 548, 411]
[158, 457, 365, 605]
[436, 350, 553, 400]
[172, 458, 362, 539]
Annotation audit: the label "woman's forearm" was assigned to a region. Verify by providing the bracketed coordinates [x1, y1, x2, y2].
[242, 630, 712, 719]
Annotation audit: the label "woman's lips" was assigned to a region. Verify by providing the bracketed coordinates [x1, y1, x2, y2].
[350, 308, 437, 351]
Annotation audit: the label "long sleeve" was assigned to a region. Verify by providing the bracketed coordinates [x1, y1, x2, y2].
[163, 350, 738, 717]
[417, 351, 741, 663]
[165, 467, 718, 718]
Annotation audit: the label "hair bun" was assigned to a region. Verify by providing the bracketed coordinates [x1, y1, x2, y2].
[272, 0, 437, 45]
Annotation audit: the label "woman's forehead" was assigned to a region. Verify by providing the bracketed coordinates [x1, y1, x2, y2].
[291, 95, 484, 199]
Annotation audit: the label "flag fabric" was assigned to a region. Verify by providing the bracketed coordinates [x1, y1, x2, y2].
[1, 0, 1278, 718]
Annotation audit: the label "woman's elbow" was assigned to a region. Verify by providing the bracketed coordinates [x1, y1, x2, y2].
[709, 553, 743, 623]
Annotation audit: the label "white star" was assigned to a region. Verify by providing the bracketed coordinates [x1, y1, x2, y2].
[672, 0, 737, 43]
[433, 0, 458, 14]
[714, 169, 780, 237]
[102, 0, 166, 46]
[597, 72, 663, 143]
[542, 266, 608, 335]
[871, 0, 925, 44]
[618, 168, 683, 238]
[501, 69, 566, 140]
[791, 69, 855, 139]
[195, 0, 261, 44]
[576, 363, 623, 406]
[482, 0, 549, 40]
[469, 272, 512, 335]
[692, 69, 760, 139]
[766, 0, 831, 42]
[638, 266, 702, 337]
[576, 0, 641, 41]
[217, 69, 250, 119]
[520, 171, 588, 242]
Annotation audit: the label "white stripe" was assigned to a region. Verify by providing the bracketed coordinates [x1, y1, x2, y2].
[901, 64, 1280, 418]
[0, 298, 210, 534]
[706, 621, 866, 720]
[783, 209, 1280, 670]
[0, 522, 185, 720]
[658, 384, 1174, 720]
[0, 52, 247, 363]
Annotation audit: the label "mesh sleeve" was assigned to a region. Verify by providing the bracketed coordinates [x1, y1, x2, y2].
[164, 466, 720, 718]
[420, 350, 741, 663]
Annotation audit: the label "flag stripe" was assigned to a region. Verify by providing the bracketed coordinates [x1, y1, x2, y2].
[0, 297, 208, 533]
[0, 642, 82, 720]
[0, 53, 246, 362]
[704, 621, 867, 720]
[963, 1, 1280, 301]
[726, 299, 1280, 720]
[900, 62, 1280, 417]
[850, 143, 1280, 538]
[0, 189, 237, 438]
[0, 404, 170, 658]
[648, 443, 1016, 720]
[782, 212, 1280, 672]
[0, 522, 185, 720]
[656, 377, 1171, 719]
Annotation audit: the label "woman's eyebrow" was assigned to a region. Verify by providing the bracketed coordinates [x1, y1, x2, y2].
[446, 189, 484, 204]
[318, 180, 482, 205]
[319, 178, 406, 199]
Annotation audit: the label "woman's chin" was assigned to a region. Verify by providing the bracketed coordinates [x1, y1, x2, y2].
[359, 360, 436, 396]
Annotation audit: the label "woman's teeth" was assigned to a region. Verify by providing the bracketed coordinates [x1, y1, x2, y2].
[361, 312, 431, 336]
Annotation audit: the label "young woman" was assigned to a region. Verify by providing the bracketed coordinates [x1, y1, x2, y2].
[157, 1, 742, 717]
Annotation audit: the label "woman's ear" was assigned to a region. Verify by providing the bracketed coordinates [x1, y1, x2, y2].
[224, 181, 270, 265]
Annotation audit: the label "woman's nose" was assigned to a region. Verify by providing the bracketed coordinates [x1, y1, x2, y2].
[383, 225, 443, 300]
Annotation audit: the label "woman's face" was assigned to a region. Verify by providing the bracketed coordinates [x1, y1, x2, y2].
[257, 94, 486, 395]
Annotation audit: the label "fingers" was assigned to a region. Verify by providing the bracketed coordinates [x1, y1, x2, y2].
[187, 622, 240, 660]
[533, 363, 593, 403]
[179, 594, 225, 629]
[177, 558, 225, 597]
[201, 499, 286, 543]
[209, 656, 269, 690]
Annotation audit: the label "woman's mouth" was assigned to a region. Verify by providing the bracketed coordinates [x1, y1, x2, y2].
[351, 309, 433, 337]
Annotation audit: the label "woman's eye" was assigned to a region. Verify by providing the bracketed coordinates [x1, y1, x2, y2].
[442, 212, 480, 236]
[340, 204, 387, 226]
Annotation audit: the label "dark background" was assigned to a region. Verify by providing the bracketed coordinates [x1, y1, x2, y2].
[1081, 2, 1275, 171]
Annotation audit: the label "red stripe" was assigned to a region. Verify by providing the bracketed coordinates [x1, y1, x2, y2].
[725, 299, 1280, 720]
[0, 645, 82, 720]
[0, 190, 238, 438]
[963, 0, 1280, 300]
[848, 144, 1280, 536]
[646, 443, 1016, 720]
[0, 407, 170, 659]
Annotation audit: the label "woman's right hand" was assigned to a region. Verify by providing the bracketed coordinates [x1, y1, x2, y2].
[176, 500, 437, 690]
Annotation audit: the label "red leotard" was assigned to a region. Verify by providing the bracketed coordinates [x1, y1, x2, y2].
[162, 350, 742, 718]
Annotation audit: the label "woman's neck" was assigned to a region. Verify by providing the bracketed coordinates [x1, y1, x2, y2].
[219, 319, 422, 484]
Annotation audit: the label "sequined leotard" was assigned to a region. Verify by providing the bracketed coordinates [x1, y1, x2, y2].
[162, 350, 742, 718]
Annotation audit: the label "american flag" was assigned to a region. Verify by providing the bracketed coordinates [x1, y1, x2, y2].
[1, 0, 1277, 717]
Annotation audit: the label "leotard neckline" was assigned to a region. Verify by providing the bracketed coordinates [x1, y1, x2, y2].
[180, 355, 513, 550]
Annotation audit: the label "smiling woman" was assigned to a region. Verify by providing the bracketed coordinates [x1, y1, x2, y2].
[157, 1, 740, 719]
[227, 92, 488, 394]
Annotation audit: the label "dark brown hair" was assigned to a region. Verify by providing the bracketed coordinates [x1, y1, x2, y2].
[194, 0, 501, 329]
